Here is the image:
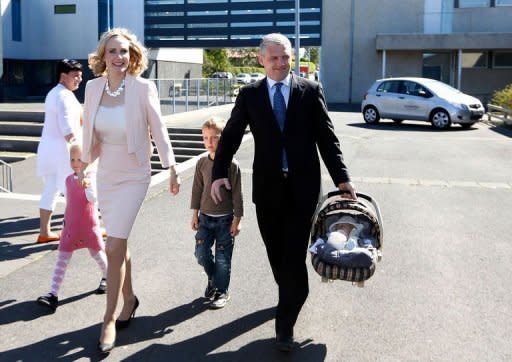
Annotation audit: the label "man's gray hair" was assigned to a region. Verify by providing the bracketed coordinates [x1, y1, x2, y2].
[260, 33, 292, 55]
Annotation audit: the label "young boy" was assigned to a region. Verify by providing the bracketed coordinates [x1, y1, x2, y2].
[191, 117, 243, 309]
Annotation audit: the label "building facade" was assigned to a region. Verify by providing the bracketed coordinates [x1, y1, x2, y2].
[322, 0, 512, 104]
[144, 0, 321, 48]
[0, 0, 202, 102]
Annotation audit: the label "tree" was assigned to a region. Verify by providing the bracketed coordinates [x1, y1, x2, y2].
[203, 49, 231, 77]
[309, 48, 319, 65]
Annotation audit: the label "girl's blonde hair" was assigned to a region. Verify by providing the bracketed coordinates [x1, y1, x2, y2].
[69, 142, 82, 156]
[202, 116, 226, 135]
[88, 27, 148, 77]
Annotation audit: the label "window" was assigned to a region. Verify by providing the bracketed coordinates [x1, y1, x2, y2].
[493, 52, 512, 68]
[376, 81, 400, 93]
[277, 20, 320, 26]
[12, 0, 21, 41]
[496, 0, 512, 5]
[188, 0, 227, 3]
[231, 9, 273, 15]
[188, 23, 227, 28]
[146, 0, 184, 3]
[231, 22, 272, 27]
[456, 0, 490, 7]
[54, 4, 76, 14]
[462, 52, 488, 68]
[146, 24, 184, 29]
[187, 10, 228, 15]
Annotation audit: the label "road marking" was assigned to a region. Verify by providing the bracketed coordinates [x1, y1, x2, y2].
[236, 170, 511, 189]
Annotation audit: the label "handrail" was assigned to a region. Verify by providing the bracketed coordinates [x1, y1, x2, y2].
[0, 159, 13, 192]
[487, 103, 512, 126]
[148, 77, 237, 115]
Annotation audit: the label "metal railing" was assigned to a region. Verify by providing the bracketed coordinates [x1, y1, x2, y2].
[150, 78, 238, 116]
[487, 103, 512, 126]
[0, 159, 13, 192]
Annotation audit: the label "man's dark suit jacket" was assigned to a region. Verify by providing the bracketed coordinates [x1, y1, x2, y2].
[213, 74, 351, 214]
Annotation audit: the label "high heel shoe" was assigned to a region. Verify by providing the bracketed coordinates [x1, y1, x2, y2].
[97, 340, 115, 354]
[115, 296, 139, 330]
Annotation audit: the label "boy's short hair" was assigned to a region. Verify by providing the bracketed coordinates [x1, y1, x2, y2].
[202, 116, 226, 135]
[56, 59, 82, 82]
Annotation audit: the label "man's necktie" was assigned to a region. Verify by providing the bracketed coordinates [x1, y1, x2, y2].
[273, 82, 288, 170]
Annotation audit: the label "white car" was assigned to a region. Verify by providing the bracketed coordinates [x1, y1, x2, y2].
[236, 73, 251, 84]
[361, 77, 485, 129]
[250, 72, 265, 83]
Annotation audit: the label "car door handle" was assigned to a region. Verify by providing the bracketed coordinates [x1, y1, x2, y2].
[399, 96, 405, 99]
[376, 94, 381, 97]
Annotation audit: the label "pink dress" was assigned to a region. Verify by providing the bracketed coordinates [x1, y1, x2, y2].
[59, 174, 104, 253]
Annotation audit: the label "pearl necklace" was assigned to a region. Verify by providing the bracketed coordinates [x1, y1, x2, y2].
[105, 78, 125, 97]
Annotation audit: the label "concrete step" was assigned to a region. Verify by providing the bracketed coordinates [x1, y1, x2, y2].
[170, 139, 204, 149]
[0, 121, 43, 136]
[0, 111, 44, 122]
[0, 135, 40, 153]
[0, 151, 35, 163]
[168, 127, 202, 135]
[168, 133, 203, 141]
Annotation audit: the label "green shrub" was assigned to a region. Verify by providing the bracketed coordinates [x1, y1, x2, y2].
[231, 66, 265, 75]
[491, 84, 512, 110]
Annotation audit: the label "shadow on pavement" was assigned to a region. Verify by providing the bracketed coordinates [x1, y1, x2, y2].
[0, 214, 64, 262]
[348, 121, 479, 133]
[0, 290, 96, 326]
[488, 124, 512, 138]
[125, 306, 326, 361]
[0, 214, 64, 239]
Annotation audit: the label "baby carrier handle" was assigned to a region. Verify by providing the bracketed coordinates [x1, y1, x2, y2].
[324, 190, 384, 241]
[327, 190, 372, 203]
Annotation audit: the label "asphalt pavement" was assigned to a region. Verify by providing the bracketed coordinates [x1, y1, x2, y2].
[1, 106, 512, 361]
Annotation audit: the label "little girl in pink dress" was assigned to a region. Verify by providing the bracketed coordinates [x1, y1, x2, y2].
[37, 144, 107, 312]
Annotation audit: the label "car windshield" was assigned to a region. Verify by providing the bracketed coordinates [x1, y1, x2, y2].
[421, 79, 462, 97]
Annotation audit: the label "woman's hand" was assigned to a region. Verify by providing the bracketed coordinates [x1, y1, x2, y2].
[169, 167, 180, 195]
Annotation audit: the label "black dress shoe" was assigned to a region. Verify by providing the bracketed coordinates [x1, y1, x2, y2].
[115, 296, 139, 330]
[275, 334, 294, 352]
[97, 340, 115, 354]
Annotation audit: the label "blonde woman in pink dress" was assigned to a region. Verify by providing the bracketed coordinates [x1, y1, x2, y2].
[81, 28, 180, 353]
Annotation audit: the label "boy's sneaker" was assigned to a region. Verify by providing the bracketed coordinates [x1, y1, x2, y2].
[95, 278, 107, 294]
[210, 292, 230, 309]
[37, 293, 58, 312]
[204, 280, 216, 300]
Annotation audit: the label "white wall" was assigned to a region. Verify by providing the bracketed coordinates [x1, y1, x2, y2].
[113, 0, 144, 42]
[3, 0, 99, 59]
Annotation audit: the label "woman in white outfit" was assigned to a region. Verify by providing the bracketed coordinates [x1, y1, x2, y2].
[81, 28, 180, 353]
[36, 59, 83, 243]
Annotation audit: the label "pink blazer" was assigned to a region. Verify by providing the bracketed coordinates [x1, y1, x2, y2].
[81, 74, 175, 168]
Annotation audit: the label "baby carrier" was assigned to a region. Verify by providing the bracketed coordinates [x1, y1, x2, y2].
[309, 190, 383, 286]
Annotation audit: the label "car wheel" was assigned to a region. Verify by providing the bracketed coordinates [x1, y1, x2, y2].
[392, 119, 403, 124]
[363, 106, 380, 124]
[430, 109, 451, 129]
[460, 123, 475, 129]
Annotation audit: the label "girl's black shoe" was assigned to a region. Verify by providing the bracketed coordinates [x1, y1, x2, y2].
[115, 296, 139, 330]
[36, 293, 58, 312]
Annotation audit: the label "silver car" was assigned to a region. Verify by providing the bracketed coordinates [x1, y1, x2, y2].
[361, 77, 485, 129]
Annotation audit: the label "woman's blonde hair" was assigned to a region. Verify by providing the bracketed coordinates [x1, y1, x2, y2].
[88, 28, 148, 77]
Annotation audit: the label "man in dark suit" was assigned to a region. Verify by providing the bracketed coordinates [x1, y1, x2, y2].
[211, 33, 356, 352]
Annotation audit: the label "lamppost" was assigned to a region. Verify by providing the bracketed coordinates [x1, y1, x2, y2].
[294, 0, 300, 76]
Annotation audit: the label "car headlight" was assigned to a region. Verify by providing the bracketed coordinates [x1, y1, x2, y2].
[455, 103, 469, 111]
